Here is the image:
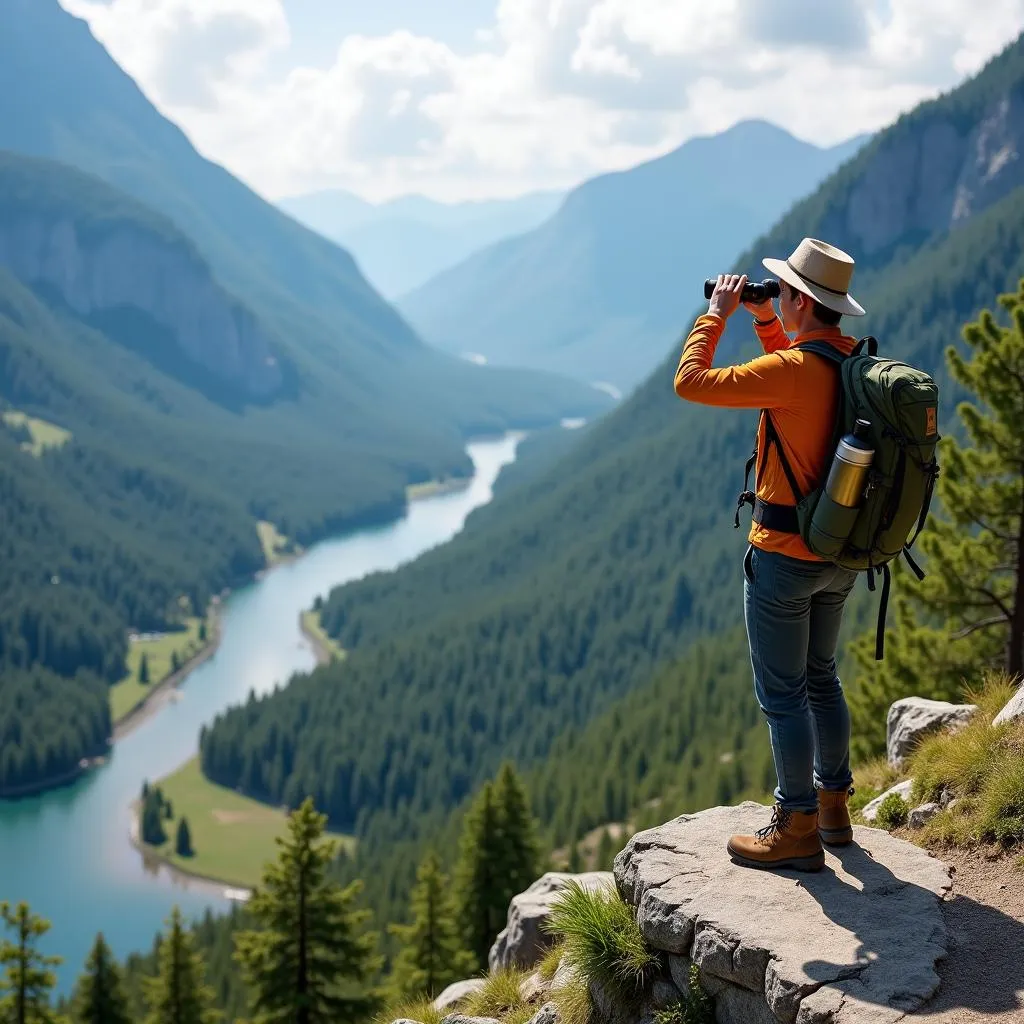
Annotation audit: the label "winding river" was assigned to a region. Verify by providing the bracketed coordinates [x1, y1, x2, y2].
[0, 434, 522, 997]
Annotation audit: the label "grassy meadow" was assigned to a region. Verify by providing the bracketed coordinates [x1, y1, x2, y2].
[109, 614, 211, 723]
[142, 757, 356, 889]
[1, 409, 72, 455]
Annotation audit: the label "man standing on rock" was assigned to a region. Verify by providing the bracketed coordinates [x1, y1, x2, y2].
[673, 238, 866, 872]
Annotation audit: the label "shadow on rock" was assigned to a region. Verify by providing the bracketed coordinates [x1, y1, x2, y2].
[800, 842, 1024, 1019]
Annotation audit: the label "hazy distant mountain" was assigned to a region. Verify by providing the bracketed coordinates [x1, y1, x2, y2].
[398, 120, 872, 394]
[277, 189, 566, 296]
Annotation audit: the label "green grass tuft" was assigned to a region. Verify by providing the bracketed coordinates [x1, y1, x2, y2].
[875, 792, 909, 830]
[542, 879, 660, 1006]
[462, 966, 531, 1020]
[848, 756, 903, 816]
[370, 993, 445, 1024]
[549, 972, 592, 1024]
[537, 943, 565, 982]
[904, 673, 1024, 850]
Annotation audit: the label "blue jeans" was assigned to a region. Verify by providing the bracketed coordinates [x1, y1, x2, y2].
[742, 543, 858, 814]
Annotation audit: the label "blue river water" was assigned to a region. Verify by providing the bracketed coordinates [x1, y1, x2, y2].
[0, 434, 521, 996]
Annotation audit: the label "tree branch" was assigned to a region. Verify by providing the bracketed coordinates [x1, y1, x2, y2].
[950, 615, 1008, 641]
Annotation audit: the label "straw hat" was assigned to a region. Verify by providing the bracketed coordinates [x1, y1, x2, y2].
[762, 237, 865, 317]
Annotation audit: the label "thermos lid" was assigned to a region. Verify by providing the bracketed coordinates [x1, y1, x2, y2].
[837, 441, 874, 466]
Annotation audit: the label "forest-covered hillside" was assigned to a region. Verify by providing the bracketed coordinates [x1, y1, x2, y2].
[0, 0, 612, 793]
[0, 147, 596, 795]
[199, 33, 1024, 846]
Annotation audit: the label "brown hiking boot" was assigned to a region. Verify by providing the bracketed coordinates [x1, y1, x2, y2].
[726, 804, 825, 872]
[817, 786, 855, 846]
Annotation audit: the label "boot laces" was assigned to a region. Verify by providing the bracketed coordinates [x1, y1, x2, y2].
[755, 805, 791, 842]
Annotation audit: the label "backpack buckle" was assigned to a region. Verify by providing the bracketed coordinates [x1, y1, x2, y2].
[734, 489, 755, 528]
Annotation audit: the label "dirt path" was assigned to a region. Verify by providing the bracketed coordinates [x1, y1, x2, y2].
[909, 848, 1024, 1022]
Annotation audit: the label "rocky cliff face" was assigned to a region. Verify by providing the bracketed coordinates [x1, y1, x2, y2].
[843, 87, 1024, 255]
[0, 216, 282, 399]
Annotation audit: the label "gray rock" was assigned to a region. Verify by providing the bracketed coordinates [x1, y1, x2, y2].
[525, 1003, 559, 1024]
[887, 697, 978, 768]
[433, 979, 487, 1011]
[993, 682, 1024, 726]
[861, 781, 914, 823]
[648, 978, 682, 1011]
[615, 801, 952, 1024]
[519, 972, 548, 1003]
[390, 1019, 425, 1024]
[440, 1016, 499, 1024]
[488, 871, 616, 973]
[0, 217, 282, 399]
[909, 803, 942, 828]
[549, 958, 579, 993]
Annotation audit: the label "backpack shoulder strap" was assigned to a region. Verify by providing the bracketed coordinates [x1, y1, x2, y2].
[791, 339, 849, 365]
[852, 335, 878, 356]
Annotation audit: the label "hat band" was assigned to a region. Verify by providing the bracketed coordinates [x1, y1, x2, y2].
[786, 258, 849, 297]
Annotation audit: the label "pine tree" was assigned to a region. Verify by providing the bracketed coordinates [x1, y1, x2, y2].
[138, 654, 150, 685]
[452, 781, 506, 971]
[141, 788, 167, 846]
[0, 901, 62, 1024]
[176, 818, 194, 858]
[233, 797, 382, 1024]
[387, 850, 475, 1002]
[199, 621, 208, 644]
[72, 933, 131, 1024]
[848, 281, 1024, 756]
[567, 839, 582, 873]
[142, 906, 219, 1024]
[492, 762, 542, 902]
[170, 652, 181, 674]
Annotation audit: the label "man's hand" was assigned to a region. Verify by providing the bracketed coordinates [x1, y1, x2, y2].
[707, 273, 747, 321]
[743, 297, 776, 321]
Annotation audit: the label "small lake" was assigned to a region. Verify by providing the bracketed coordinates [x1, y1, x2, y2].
[0, 434, 522, 995]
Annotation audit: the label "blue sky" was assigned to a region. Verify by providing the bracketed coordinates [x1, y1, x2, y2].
[281, 0, 497, 62]
[61, 0, 1024, 203]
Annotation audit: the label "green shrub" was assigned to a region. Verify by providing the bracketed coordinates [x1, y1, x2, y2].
[542, 879, 660, 1005]
[652, 964, 715, 1024]
[875, 792, 909, 830]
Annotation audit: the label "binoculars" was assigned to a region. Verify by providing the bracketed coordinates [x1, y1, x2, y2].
[703, 278, 781, 304]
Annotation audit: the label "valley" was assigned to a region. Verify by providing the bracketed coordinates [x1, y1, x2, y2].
[0, 434, 522, 996]
[3, 3, 1024, 1020]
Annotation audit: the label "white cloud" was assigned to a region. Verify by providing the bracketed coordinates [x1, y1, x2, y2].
[58, 0, 1024, 201]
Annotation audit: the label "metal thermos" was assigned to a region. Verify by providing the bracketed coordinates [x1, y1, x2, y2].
[825, 419, 874, 507]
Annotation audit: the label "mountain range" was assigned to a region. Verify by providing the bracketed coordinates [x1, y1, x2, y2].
[277, 189, 566, 297]
[397, 121, 872, 394]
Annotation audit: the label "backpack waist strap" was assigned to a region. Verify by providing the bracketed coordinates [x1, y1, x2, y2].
[752, 497, 799, 534]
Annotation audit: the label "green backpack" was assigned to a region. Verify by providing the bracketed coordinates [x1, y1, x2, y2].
[735, 336, 941, 660]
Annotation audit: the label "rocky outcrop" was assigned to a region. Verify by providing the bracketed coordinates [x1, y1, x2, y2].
[0, 216, 282, 399]
[614, 802, 952, 1024]
[845, 86, 1024, 255]
[886, 697, 977, 768]
[488, 871, 616, 972]
[434, 979, 487, 1011]
[993, 681, 1024, 726]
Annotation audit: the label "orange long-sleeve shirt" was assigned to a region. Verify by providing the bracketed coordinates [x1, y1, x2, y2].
[674, 312, 858, 561]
